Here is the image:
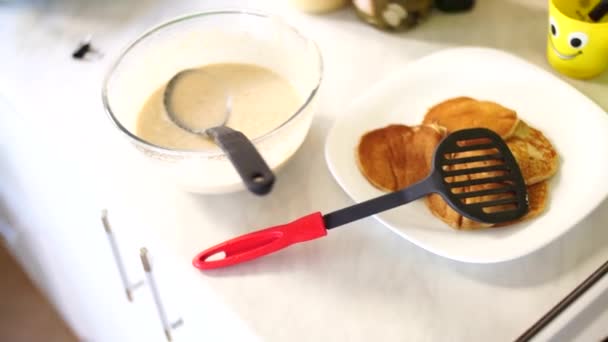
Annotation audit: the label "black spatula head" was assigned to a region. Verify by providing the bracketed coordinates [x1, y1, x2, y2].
[431, 128, 529, 224]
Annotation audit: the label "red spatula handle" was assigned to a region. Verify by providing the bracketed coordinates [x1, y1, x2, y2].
[193, 212, 327, 270]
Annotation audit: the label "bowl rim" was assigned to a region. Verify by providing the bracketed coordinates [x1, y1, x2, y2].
[101, 9, 323, 157]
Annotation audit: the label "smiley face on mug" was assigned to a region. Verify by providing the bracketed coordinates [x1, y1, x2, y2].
[548, 16, 594, 63]
[547, 0, 608, 79]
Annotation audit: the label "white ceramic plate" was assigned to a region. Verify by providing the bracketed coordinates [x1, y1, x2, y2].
[325, 47, 608, 263]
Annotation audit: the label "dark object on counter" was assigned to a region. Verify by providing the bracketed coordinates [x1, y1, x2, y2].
[515, 258, 608, 342]
[434, 0, 475, 12]
[72, 35, 102, 60]
[588, 0, 608, 22]
[193, 128, 529, 270]
[353, 0, 433, 31]
[72, 35, 103, 60]
[72, 41, 92, 59]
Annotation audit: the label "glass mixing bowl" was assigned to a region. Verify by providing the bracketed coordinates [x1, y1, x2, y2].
[102, 10, 323, 194]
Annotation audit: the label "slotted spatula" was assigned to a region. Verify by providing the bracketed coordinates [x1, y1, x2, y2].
[193, 128, 529, 270]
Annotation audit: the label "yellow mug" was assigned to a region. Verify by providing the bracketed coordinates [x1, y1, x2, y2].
[547, 0, 608, 79]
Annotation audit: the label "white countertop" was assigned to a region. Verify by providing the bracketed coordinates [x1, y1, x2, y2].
[2, 0, 608, 341]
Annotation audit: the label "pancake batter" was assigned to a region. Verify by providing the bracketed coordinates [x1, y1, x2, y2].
[136, 63, 301, 150]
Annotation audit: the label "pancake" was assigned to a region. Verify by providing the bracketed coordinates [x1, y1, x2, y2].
[519, 181, 550, 222]
[357, 124, 445, 191]
[356, 127, 396, 191]
[426, 168, 551, 230]
[425, 194, 494, 230]
[356, 97, 557, 230]
[423, 97, 519, 139]
[495, 181, 550, 226]
[425, 154, 498, 230]
[507, 121, 559, 185]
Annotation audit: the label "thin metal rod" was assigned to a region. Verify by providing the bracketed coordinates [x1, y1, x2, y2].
[140, 248, 182, 342]
[516, 258, 608, 342]
[102, 210, 143, 302]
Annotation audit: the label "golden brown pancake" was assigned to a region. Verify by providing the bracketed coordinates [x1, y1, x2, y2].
[357, 124, 445, 191]
[423, 97, 519, 139]
[356, 127, 396, 191]
[520, 181, 550, 221]
[427, 173, 550, 230]
[495, 181, 550, 226]
[425, 194, 495, 230]
[356, 97, 557, 230]
[507, 121, 559, 185]
[425, 154, 498, 230]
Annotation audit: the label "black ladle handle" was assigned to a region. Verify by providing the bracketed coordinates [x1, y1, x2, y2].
[206, 126, 275, 195]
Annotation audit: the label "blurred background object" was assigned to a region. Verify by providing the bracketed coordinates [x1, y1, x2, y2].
[435, 0, 475, 12]
[588, 0, 608, 22]
[289, 0, 349, 13]
[353, 0, 433, 31]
